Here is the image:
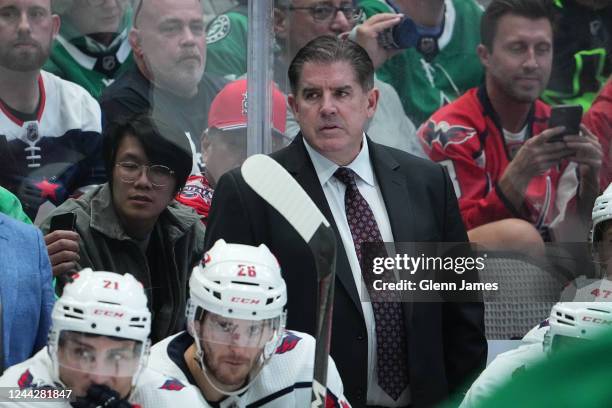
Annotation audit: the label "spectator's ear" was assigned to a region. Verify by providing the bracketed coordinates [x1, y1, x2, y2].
[129, 29, 143, 59]
[273, 8, 289, 40]
[51, 14, 60, 38]
[476, 44, 490, 70]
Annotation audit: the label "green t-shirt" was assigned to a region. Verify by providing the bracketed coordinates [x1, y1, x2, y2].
[43, 11, 134, 100]
[205, 9, 249, 79]
[0, 186, 32, 224]
[360, 0, 484, 126]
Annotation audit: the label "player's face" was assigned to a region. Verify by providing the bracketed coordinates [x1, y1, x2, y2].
[111, 134, 177, 238]
[0, 0, 59, 71]
[57, 334, 139, 398]
[130, 0, 206, 97]
[199, 314, 271, 390]
[479, 14, 552, 103]
[64, 0, 128, 37]
[597, 222, 612, 277]
[288, 60, 378, 165]
[277, 0, 354, 58]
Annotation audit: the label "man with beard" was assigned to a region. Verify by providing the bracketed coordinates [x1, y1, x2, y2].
[101, 0, 225, 171]
[0, 0, 104, 222]
[418, 0, 603, 251]
[148, 240, 350, 407]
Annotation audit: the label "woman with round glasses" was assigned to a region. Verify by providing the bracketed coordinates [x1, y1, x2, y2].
[40, 114, 206, 343]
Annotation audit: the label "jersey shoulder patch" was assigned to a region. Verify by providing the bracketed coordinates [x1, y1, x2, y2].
[275, 331, 302, 354]
[207, 14, 231, 44]
[420, 120, 478, 149]
[17, 370, 33, 389]
[159, 378, 186, 391]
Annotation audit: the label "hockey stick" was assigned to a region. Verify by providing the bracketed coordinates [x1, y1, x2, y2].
[241, 154, 337, 408]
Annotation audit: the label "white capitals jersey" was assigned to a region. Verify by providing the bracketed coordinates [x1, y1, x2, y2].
[560, 277, 612, 302]
[147, 330, 351, 407]
[0, 348, 201, 408]
[459, 327, 548, 408]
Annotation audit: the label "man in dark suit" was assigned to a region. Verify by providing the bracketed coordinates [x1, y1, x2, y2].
[204, 36, 486, 408]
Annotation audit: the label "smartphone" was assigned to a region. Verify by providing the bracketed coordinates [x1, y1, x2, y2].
[547, 104, 583, 143]
[49, 212, 76, 232]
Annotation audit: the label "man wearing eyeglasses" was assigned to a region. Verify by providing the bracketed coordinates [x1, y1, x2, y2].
[43, 0, 133, 100]
[40, 114, 206, 343]
[205, 0, 425, 158]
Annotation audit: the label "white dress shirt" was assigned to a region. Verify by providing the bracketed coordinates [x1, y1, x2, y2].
[303, 135, 411, 407]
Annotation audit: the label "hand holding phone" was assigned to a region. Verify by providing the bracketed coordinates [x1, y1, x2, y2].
[45, 213, 80, 278]
[49, 212, 76, 232]
[547, 104, 583, 143]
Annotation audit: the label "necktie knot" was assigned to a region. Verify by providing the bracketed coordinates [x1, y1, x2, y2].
[334, 167, 357, 189]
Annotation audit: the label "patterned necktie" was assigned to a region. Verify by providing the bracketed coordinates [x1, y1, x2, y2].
[334, 167, 409, 401]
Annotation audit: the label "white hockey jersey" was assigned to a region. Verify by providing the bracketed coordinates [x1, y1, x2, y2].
[460, 324, 549, 408]
[560, 277, 612, 302]
[0, 348, 201, 408]
[0, 70, 104, 220]
[147, 330, 351, 407]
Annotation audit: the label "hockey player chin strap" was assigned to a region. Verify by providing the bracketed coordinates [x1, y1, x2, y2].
[70, 384, 134, 408]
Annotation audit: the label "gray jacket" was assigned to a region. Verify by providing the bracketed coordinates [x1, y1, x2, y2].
[40, 184, 206, 342]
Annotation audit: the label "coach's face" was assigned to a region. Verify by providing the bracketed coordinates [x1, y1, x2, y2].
[288, 60, 378, 165]
[0, 0, 59, 71]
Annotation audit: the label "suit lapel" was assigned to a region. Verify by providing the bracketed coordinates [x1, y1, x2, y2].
[368, 138, 414, 321]
[278, 135, 364, 317]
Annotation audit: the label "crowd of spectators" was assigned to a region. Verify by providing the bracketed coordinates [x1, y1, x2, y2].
[0, 0, 610, 406]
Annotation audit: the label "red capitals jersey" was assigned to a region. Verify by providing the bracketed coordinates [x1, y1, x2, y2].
[418, 86, 579, 234]
[175, 173, 214, 225]
[583, 81, 612, 190]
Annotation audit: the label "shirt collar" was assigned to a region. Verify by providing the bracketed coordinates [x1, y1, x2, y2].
[302, 133, 375, 187]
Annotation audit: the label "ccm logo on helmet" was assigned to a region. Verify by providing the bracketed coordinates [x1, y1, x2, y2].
[582, 316, 612, 326]
[94, 309, 125, 318]
[231, 297, 260, 304]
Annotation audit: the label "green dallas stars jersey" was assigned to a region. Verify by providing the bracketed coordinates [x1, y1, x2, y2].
[360, 0, 484, 126]
[205, 6, 249, 79]
[43, 11, 134, 100]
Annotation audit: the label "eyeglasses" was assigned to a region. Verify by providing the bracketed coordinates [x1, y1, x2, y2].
[289, 3, 364, 23]
[87, 0, 128, 6]
[115, 161, 175, 187]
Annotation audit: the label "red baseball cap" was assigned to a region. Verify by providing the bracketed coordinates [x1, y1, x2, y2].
[207, 79, 287, 134]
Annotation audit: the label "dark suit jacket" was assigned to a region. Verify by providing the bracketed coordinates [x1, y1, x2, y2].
[204, 135, 486, 407]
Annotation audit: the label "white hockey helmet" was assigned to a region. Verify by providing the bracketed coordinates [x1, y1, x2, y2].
[591, 183, 612, 243]
[187, 239, 287, 396]
[48, 269, 151, 383]
[544, 302, 612, 353]
[187, 239, 287, 322]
